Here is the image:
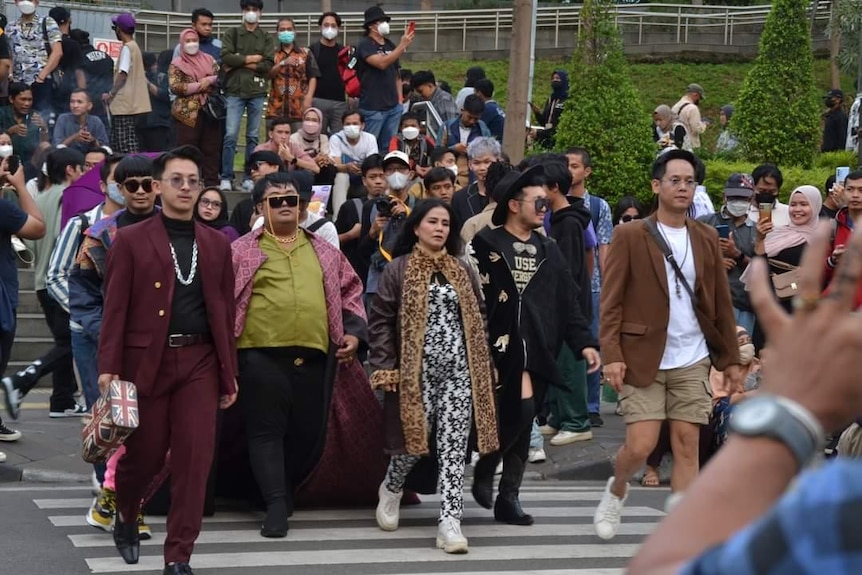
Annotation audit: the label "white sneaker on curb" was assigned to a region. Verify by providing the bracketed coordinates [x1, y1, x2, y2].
[528, 448, 547, 463]
[436, 517, 468, 554]
[550, 430, 593, 446]
[375, 481, 402, 531]
[220, 179, 232, 191]
[241, 179, 254, 193]
[594, 476, 628, 540]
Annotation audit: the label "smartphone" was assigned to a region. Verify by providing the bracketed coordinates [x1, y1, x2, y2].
[7, 155, 20, 175]
[837, 166, 850, 184]
[407, 20, 416, 35]
[758, 202, 773, 222]
[715, 224, 729, 239]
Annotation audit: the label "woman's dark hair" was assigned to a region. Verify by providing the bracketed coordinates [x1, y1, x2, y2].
[195, 186, 230, 223]
[8, 82, 31, 102]
[114, 154, 154, 183]
[612, 196, 647, 226]
[393, 199, 462, 258]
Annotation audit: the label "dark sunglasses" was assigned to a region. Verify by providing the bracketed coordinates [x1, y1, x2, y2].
[621, 214, 642, 223]
[123, 179, 153, 194]
[267, 195, 300, 208]
[516, 197, 550, 212]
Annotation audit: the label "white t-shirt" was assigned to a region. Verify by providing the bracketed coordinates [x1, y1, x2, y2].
[118, 45, 132, 74]
[747, 200, 790, 227]
[458, 125, 471, 147]
[251, 211, 339, 248]
[657, 222, 710, 370]
[328, 131, 378, 163]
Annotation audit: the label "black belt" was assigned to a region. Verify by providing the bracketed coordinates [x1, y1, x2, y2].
[167, 333, 213, 348]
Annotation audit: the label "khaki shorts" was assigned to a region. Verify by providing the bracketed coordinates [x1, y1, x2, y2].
[620, 357, 713, 425]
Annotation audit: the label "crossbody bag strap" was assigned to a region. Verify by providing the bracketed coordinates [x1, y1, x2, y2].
[643, 216, 697, 303]
[766, 258, 798, 273]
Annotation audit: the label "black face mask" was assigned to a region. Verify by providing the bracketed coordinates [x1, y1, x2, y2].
[551, 80, 562, 91]
[755, 192, 775, 205]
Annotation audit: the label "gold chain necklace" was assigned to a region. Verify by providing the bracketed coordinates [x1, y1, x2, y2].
[264, 229, 298, 244]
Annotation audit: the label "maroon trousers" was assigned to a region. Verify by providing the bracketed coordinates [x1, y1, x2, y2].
[175, 115, 222, 187]
[115, 344, 219, 564]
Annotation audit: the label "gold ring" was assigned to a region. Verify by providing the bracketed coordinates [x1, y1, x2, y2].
[792, 294, 820, 313]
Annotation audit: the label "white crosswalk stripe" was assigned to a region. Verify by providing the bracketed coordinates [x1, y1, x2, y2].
[30, 483, 667, 574]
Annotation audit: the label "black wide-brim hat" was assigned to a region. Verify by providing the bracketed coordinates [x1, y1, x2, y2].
[491, 164, 545, 227]
[363, 6, 391, 28]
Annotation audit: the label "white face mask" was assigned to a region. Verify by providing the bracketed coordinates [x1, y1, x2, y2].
[184, 42, 200, 56]
[343, 125, 361, 139]
[386, 171, 409, 190]
[243, 10, 259, 24]
[17, 1, 36, 15]
[0, 145, 13, 159]
[725, 199, 751, 217]
[447, 165, 459, 178]
[402, 127, 420, 141]
[321, 26, 338, 40]
[376, 21, 390, 36]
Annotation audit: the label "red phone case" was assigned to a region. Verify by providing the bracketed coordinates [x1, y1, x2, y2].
[408, 21, 416, 34]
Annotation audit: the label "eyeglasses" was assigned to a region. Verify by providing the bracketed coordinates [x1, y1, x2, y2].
[199, 198, 223, 209]
[123, 179, 153, 193]
[620, 214, 642, 223]
[661, 178, 698, 190]
[163, 176, 201, 192]
[250, 161, 272, 171]
[267, 195, 300, 208]
[516, 198, 550, 212]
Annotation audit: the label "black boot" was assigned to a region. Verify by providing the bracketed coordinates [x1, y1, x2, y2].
[113, 513, 140, 564]
[260, 499, 289, 538]
[471, 452, 499, 509]
[494, 448, 533, 526]
[163, 562, 194, 574]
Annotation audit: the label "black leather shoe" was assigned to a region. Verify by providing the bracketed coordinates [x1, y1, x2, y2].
[113, 515, 140, 564]
[163, 562, 194, 575]
[260, 500, 289, 538]
[494, 495, 534, 526]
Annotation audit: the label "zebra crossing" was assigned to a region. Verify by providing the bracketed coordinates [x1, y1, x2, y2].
[29, 482, 669, 574]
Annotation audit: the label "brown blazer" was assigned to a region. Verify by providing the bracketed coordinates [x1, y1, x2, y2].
[599, 218, 740, 388]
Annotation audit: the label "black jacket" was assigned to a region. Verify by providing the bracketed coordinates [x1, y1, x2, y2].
[822, 108, 849, 152]
[549, 197, 592, 321]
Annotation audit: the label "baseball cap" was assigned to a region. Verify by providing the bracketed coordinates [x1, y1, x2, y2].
[723, 173, 755, 198]
[827, 89, 844, 99]
[383, 150, 410, 167]
[111, 13, 136, 33]
[247, 150, 284, 172]
[48, 7, 70, 25]
[686, 83, 705, 98]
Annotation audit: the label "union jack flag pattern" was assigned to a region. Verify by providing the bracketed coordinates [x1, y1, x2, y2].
[81, 380, 139, 464]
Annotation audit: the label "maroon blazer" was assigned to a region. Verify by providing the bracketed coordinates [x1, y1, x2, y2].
[98, 215, 238, 398]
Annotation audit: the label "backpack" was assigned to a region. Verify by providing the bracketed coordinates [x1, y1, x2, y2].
[306, 217, 329, 234]
[311, 42, 360, 99]
[587, 195, 602, 232]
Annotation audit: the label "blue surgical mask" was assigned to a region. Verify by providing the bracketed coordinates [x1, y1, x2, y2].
[107, 182, 126, 206]
[278, 31, 295, 44]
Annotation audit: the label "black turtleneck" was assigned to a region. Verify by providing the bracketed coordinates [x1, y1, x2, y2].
[117, 209, 156, 229]
[163, 214, 209, 335]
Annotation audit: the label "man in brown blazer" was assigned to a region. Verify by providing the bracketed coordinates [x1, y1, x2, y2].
[594, 149, 742, 541]
[98, 146, 238, 575]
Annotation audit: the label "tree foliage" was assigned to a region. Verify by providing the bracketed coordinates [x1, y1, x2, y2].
[733, 0, 821, 167]
[826, 0, 862, 77]
[554, 0, 654, 206]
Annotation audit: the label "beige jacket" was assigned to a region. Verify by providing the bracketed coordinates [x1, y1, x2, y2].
[672, 95, 705, 148]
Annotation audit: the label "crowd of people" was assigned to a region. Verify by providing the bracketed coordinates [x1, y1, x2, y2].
[0, 1, 862, 574]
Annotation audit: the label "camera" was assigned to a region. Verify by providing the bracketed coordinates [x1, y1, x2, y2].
[375, 197, 393, 217]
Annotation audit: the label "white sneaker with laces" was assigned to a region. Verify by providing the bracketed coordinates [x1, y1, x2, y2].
[0, 422, 21, 441]
[528, 447, 547, 463]
[436, 517, 468, 554]
[594, 476, 628, 540]
[550, 430, 593, 446]
[220, 179, 232, 192]
[375, 481, 402, 531]
[49, 404, 88, 418]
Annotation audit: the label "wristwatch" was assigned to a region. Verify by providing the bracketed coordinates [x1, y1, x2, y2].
[729, 395, 823, 470]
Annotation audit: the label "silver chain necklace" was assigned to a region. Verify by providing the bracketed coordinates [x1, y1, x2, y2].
[169, 241, 198, 286]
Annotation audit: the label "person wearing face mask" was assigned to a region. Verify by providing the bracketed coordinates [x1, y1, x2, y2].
[266, 18, 321, 133]
[697, 173, 758, 335]
[219, 0, 275, 193]
[170, 29, 221, 186]
[389, 110, 433, 180]
[530, 70, 569, 148]
[355, 6, 415, 152]
[822, 89, 848, 153]
[329, 110, 379, 218]
[290, 107, 336, 185]
[309, 11, 349, 135]
[6, 0, 63, 118]
[172, 9, 223, 64]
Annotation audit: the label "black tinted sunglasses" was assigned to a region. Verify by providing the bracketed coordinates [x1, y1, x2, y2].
[267, 195, 300, 208]
[621, 214, 642, 223]
[123, 179, 153, 193]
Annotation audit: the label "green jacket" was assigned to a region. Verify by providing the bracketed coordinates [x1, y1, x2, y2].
[25, 183, 64, 291]
[221, 25, 275, 99]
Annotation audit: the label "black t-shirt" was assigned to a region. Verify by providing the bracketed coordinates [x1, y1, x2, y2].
[0, 197, 27, 311]
[356, 36, 399, 111]
[312, 41, 345, 101]
[79, 46, 115, 117]
[59, 35, 82, 75]
[335, 196, 365, 284]
[498, 230, 545, 293]
[0, 29, 10, 60]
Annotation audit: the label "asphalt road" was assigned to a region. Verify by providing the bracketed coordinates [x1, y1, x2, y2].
[0, 480, 671, 575]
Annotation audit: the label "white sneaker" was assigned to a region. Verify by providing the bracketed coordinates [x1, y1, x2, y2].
[220, 179, 232, 191]
[528, 447, 547, 463]
[375, 481, 402, 531]
[594, 476, 628, 540]
[241, 179, 254, 193]
[0, 451, 6, 463]
[550, 430, 594, 446]
[436, 517, 468, 554]
[91, 471, 101, 497]
[49, 404, 88, 418]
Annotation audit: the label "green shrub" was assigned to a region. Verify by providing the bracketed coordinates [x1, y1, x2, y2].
[732, 0, 821, 168]
[816, 151, 860, 170]
[553, 0, 655, 206]
[702, 160, 832, 206]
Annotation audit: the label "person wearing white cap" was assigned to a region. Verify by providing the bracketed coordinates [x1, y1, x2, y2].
[672, 83, 707, 149]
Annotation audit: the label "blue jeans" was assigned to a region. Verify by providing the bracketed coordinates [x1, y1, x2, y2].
[733, 307, 756, 335]
[71, 329, 105, 483]
[587, 290, 602, 414]
[223, 95, 265, 180]
[360, 105, 402, 152]
[529, 419, 543, 450]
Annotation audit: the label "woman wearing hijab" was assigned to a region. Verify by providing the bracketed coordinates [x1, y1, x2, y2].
[715, 104, 739, 155]
[195, 186, 240, 242]
[530, 70, 569, 147]
[169, 29, 221, 186]
[289, 107, 336, 185]
[653, 104, 690, 152]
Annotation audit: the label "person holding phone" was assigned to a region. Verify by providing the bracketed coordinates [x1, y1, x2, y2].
[0, 82, 49, 180]
[53, 89, 109, 153]
[747, 163, 790, 227]
[823, 169, 862, 308]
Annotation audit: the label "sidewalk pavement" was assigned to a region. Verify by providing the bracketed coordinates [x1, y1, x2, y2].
[0, 390, 626, 484]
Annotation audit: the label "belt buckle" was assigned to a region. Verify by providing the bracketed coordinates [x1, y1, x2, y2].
[168, 334, 184, 348]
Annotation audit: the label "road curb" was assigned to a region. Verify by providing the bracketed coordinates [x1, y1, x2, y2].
[552, 457, 615, 481]
[0, 463, 90, 484]
[0, 463, 23, 483]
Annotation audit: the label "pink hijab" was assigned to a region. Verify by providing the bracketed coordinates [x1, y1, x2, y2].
[171, 29, 216, 101]
[763, 185, 823, 256]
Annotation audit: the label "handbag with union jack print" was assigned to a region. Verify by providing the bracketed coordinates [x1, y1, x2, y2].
[81, 379, 139, 464]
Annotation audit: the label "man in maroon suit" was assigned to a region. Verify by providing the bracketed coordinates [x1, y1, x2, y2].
[98, 145, 238, 575]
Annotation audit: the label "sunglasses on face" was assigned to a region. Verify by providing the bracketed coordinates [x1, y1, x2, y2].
[621, 214, 642, 223]
[123, 179, 153, 194]
[517, 197, 550, 212]
[266, 195, 300, 208]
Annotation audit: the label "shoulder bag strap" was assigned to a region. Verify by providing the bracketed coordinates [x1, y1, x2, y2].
[643, 216, 697, 304]
[766, 258, 798, 273]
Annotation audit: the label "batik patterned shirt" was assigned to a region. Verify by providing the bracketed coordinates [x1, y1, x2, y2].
[7, 16, 61, 85]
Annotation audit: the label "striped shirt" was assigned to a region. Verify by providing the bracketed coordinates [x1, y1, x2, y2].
[46, 204, 104, 329]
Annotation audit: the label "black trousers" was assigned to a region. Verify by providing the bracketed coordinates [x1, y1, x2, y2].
[0, 321, 14, 426]
[16, 290, 76, 411]
[239, 347, 327, 509]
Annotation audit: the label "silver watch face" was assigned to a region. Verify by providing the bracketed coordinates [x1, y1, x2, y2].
[734, 400, 779, 433]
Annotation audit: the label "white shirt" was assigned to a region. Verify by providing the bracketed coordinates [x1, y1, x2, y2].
[328, 131, 378, 163]
[251, 212, 339, 248]
[657, 222, 710, 370]
[458, 125, 471, 146]
[747, 200, 790, 227]
[455, 86, 474, 109]
[118, 45, 132, 74]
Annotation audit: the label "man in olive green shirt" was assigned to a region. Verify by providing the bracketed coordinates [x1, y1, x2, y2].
[220, 0, 275, 193]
